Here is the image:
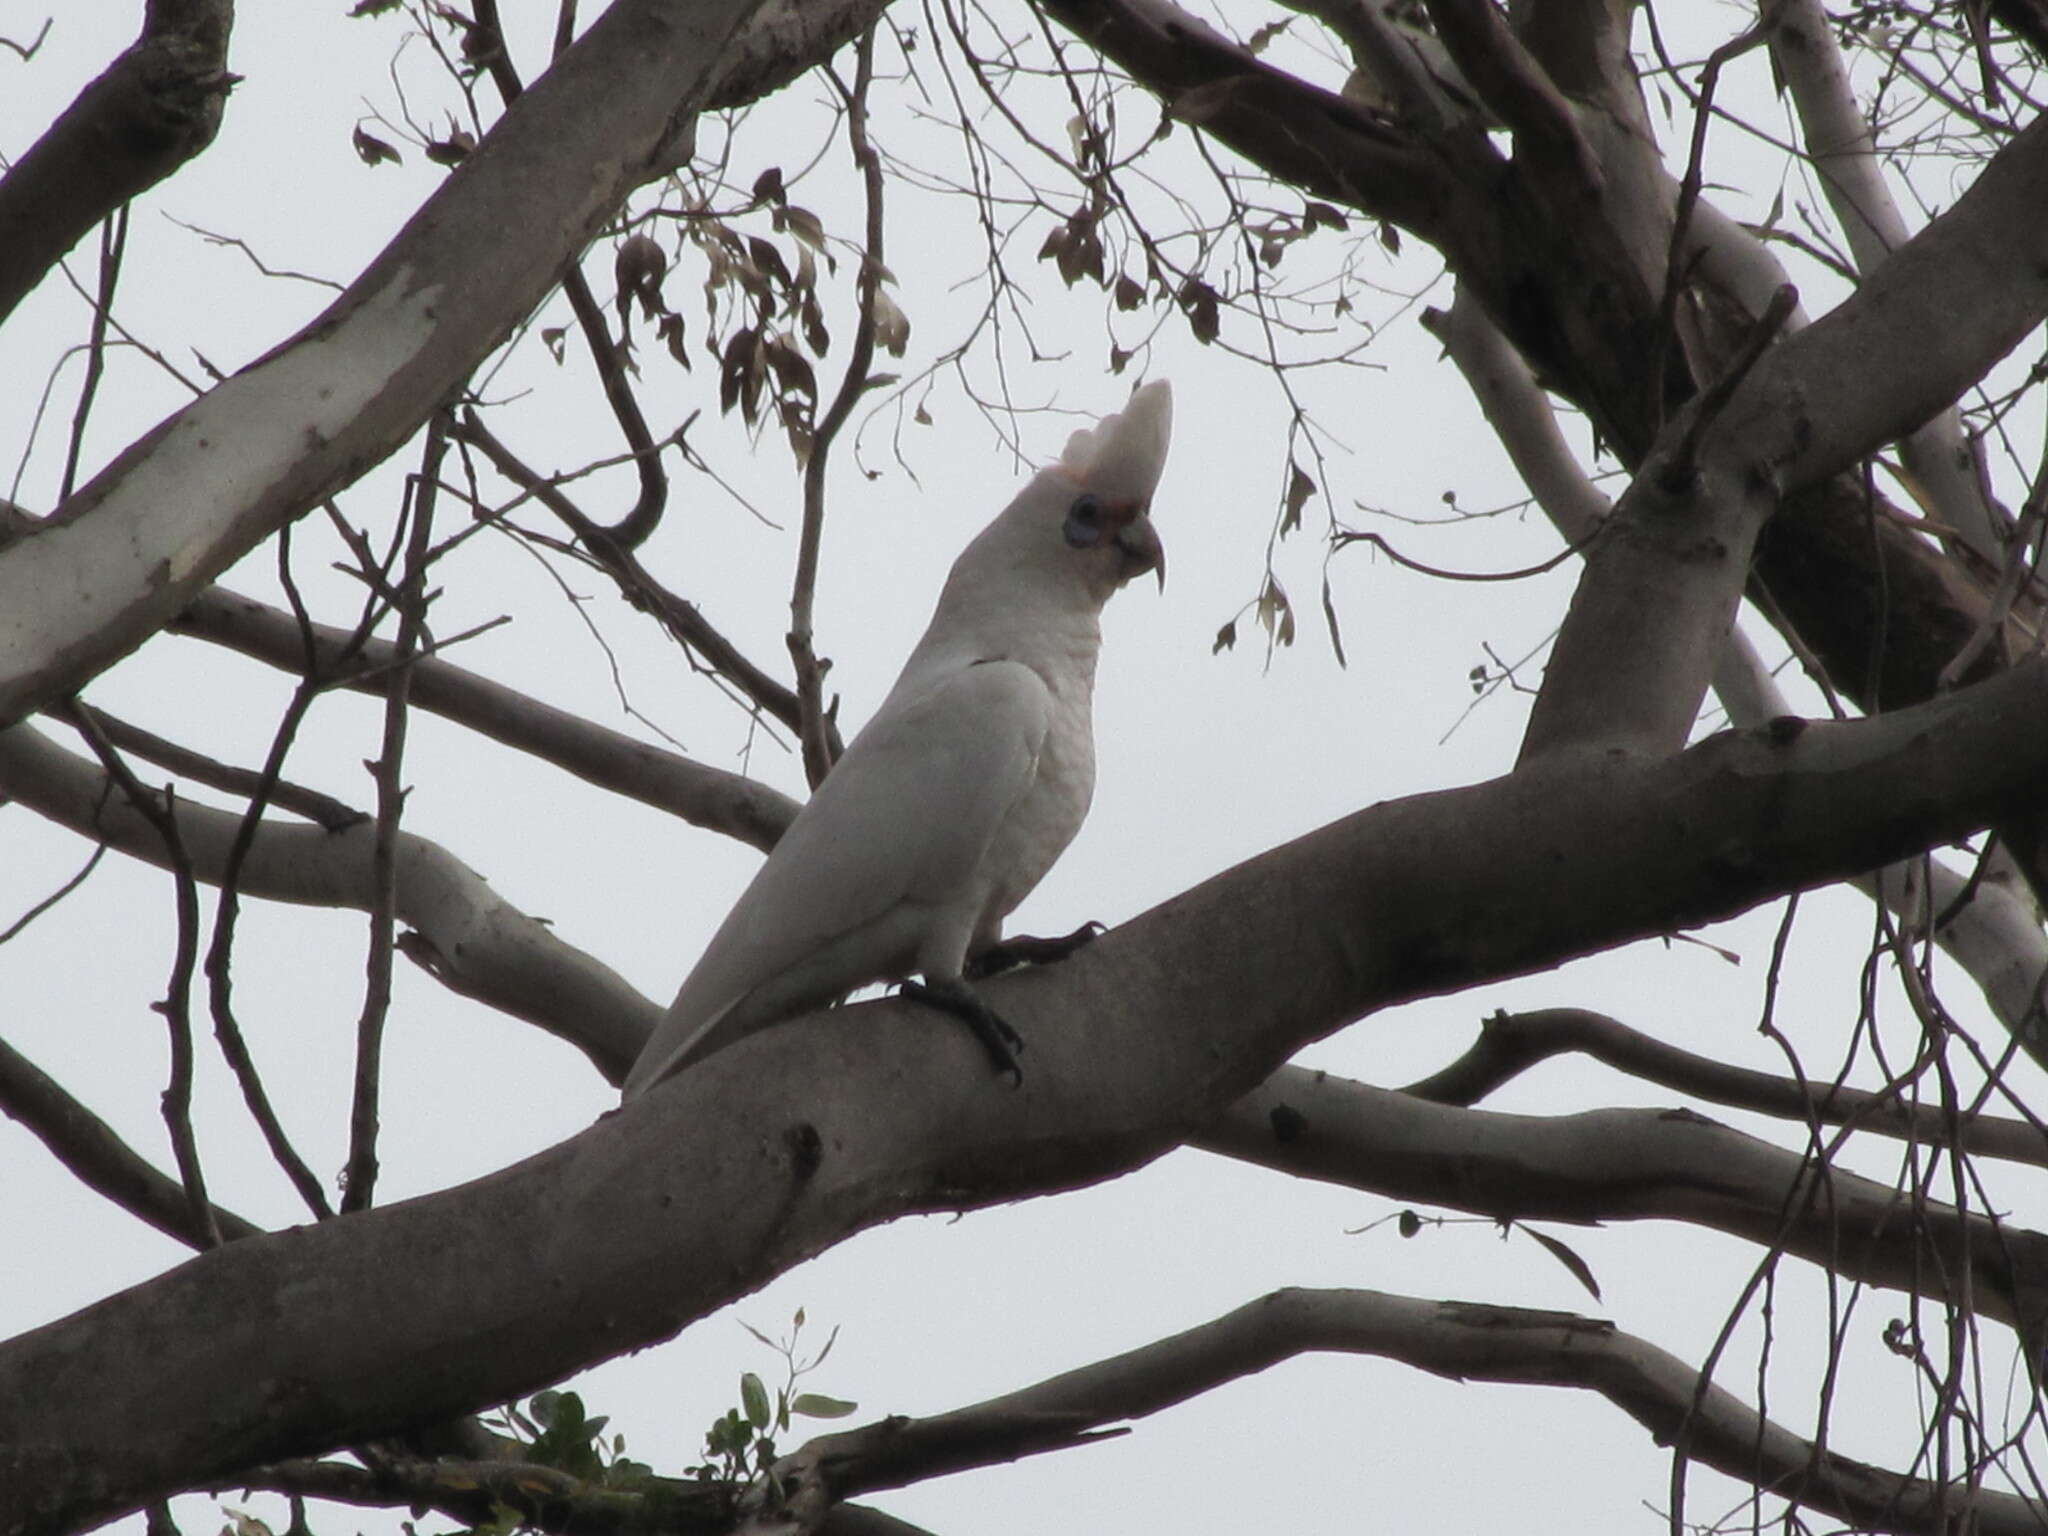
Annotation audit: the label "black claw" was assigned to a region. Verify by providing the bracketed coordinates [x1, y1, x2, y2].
[900, 977, 1025, 1085]
[965, 920, 1107, 980]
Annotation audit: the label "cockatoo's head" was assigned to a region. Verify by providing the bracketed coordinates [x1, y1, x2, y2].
[935, 379, 1173, 623]
[1050, 378, 1172, 596]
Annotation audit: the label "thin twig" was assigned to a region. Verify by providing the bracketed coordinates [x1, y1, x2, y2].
[59, 206, 127, 502]
[0, 840, 106, 945]
[1650, 19, 1771, 439]
[65, 704, 366, 831]
[469, 0, 667, 547]
[0, 1034, 262, 1247]
[344, 414, 448, 1213]
[201, 677, 344, 1225]
[1405, 1008, 2048, 1168]
[65, 705, 221, 1249]
[450, 408, 825, 744]
[161, 214, 345, 291]
[791, 27, 885, 789]
[0, 17, 51, 59]
[1333, 527, 1596, 582]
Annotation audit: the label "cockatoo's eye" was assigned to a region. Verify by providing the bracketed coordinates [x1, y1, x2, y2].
[1064, 494, 1104, 548]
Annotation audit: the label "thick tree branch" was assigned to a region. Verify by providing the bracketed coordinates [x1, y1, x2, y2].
[1071, 0, 2036, 744]
[0, 722, 661, 1072]
[0, 0, 813, 727]
[0, 0, 235, 325]
[1419, 0, 1600, 191]
[1422, 292, 2048, 1051]
[1768, 0, 2011, 562]
[1201, 1065, 2048, 1332]
[1036, 0, 1453, 237]
[212, 1455, 938, 1536]
[1519, 113, 2048, 761]
[5, 658, 2048, 1532]
[785, 1287, 2044, 1536]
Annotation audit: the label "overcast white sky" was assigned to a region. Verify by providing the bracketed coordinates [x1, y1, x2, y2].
[4, 6, 2043, 1533]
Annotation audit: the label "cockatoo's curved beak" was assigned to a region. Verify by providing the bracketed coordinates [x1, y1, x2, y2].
[1115, 511, 1165, 590]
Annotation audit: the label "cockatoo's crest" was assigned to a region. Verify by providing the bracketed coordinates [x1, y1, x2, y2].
[1057, 379, 1173, 507]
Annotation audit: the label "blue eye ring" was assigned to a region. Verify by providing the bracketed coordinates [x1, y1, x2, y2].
[1064, 493, 1104, 548]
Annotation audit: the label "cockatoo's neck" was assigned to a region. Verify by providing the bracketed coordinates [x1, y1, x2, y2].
[896, 587, 1103, 706]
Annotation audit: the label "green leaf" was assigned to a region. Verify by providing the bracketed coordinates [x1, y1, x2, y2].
[741, 1372, 772, 1431]
[791, 1392, 859, 1420]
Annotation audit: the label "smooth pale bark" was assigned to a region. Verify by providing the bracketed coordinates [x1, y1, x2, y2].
[0, 723, 661, 1070]
[1201, 1067, 2048, 1329]
[1428, 293, 2048, 1050]
[1518, 113, 2048, 762]
[1768, 0, 2006, 560]
[0, 0, 901, 728]
[1061, 0, 2035, 739]
[174, 585, 799, 852]
[4, 657, 2046, 1534]
[791, 1287, 2045, 1536]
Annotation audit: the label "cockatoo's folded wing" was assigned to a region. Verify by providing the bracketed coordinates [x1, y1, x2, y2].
[622, 658, 1053, 1095]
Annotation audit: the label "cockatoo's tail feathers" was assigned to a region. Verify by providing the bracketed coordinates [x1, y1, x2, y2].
[1059, 379, 1172, 507]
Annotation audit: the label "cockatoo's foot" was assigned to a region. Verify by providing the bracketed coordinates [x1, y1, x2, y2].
[965, 921, 1107, 980]
[900, 977, 1025, 1084]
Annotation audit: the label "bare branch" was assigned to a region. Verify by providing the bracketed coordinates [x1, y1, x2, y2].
[0, 1034, 262, 1248]
[449, 408, 822, 745]
[344, 415, 449, 1213]
[466, 0, 669, 549]
[789, 1287, 2045, 1536]
[212, 1454, 939, 1536]
[0, 721, 659, 1075]
[790, 27, 886, 790]
[1203, 1065, 2048, 1333]
[1769, 0, 2012, 561]
[65, 706, 220, 1250]
[171, 581, 798, 853]
[0, 0, 810, 727]
[1520, 116, 2048, 762]
[1420, 0, 1600, 189]
[0, 0, 235, 324]
[65, 700, 364, 831]
[7, 656, 2048, 1530]
[1402, 1007, 2048, 1167]
[1423, 290, 2048, 1053]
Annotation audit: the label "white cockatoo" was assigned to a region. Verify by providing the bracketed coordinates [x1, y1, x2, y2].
[623, 380, 1173, 1098]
